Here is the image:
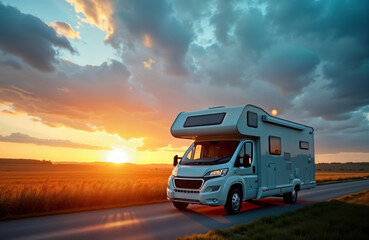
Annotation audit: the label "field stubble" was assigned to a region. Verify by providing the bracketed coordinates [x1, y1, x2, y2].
[0, 165, 171, 220]
[0, 163, 368, 220]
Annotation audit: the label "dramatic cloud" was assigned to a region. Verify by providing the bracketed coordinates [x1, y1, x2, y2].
[0, 0, 368, 156]
[66, 0, 113, 39]
[67, 0, 192, 76]
[49, 21, 81, 39]
[0, 2, 76, 72]
[0, 59, 174, 150]
[0, 132, 110, 150]
[258, 44, 320, 94]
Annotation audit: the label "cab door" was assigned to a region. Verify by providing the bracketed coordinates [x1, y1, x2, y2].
[234, 141, 258, 200]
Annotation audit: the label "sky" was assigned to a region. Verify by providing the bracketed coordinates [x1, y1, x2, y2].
[0, 0, 368, 164]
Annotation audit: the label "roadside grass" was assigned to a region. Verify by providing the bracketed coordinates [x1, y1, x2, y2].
[178, 192, 369, 240]
[333, 189, 369, 206]
[0, 169, 368, 221]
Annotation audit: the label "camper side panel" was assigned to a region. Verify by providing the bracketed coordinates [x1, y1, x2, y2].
[237, 106, 315, 197]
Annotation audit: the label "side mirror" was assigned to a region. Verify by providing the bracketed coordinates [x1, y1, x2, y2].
[173, 155, 182, 166]
[173, 155, 178, 166]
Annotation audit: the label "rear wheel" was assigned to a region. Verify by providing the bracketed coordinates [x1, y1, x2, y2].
[224, 188, 242, 215]
[283, 189, 298, 204]
[172, 201, 189, 210]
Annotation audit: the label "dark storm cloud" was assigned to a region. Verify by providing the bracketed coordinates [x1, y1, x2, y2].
[0, 2, 76, 72]
[109, 0, 192, 76]
[235, 7, 273, 54]
[0, 51, 23, 70]
[258, 44, 320, 94]
[210, 0, 239, 45]
[267, 0, 369, 47]
[261, 0, 369, 120]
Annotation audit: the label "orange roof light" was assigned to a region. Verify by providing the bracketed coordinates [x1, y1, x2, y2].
[271, 109, 278, 116]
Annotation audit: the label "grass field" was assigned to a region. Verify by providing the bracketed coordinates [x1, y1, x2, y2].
[0, 160, 368, 221]
[0, 162, 172, 220]
[178, 191, 369, 240]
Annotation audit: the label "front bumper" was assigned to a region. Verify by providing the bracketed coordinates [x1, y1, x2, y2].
[167, 176, 227, 206]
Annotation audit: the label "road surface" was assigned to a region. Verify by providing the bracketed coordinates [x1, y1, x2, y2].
[0, 180, 368, 240]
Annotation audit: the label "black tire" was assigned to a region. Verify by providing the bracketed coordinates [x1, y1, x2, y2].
[224, 188, 242, 215]
[283, 189, 298, 204]
[172, 201, 189, 210]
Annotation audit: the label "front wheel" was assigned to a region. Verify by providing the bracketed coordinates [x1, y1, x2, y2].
[224, 188, 242, 215]
[283, 189, 298, 204]
[172, 201, 189, 210]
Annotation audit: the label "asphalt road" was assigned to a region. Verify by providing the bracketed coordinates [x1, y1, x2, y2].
[1, 180, 368, 240]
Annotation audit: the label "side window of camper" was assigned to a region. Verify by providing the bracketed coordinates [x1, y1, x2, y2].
[236, 142, 252, 167]
[247, 111, 258, 128]
[269, 136, 281, 155]
[299, 141, 309, 150]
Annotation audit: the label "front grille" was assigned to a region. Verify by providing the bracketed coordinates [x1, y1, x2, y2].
[174, 179, 203, 189]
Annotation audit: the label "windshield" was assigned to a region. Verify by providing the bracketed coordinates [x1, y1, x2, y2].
[180, 141, 239, 165]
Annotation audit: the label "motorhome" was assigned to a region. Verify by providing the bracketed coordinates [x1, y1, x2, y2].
[167, 105, 315, 214]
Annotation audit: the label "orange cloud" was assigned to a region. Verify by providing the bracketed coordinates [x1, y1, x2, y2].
[1, 109, 16, 115]
[66, 0, 113, 40]
[0, 59, 183, 150]
[143, 58, 156, 70]
[49, 21, 81, 40]
[142, 34, 153, 48]
[0, 132, 110, 150]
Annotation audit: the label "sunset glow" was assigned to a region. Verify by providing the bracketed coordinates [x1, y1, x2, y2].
[0, 0, 367, 164]
[107, 148, 129, 164]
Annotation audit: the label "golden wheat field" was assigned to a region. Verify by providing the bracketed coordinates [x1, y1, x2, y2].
[0, 162, 172, 219]
[315, 172, 369, 181]
[0, 160, 368, 220]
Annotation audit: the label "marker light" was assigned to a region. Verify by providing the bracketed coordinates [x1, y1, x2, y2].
[271, 109, 278, 116]
[204, 169, 228, 178]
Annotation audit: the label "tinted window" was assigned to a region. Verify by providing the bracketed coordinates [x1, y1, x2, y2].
[247, 111, 258, 128]
[300, 141, 309, 150]
[269, 136, 281, 155]
[181, 141, 239, 165]
[184, 113, 226, 127]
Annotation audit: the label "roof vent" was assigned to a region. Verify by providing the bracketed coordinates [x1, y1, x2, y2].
[208, 106, 225, 109]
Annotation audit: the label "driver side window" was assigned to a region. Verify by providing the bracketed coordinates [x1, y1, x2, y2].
[236, 142, 253, 167]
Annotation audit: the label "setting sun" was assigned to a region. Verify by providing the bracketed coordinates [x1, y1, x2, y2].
[107, 148, 129, 164]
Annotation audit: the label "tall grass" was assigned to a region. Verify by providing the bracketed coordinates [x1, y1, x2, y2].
[0, 177, 168, 220]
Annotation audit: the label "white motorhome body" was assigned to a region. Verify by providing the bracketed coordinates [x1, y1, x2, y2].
[167, 105, 315, 214]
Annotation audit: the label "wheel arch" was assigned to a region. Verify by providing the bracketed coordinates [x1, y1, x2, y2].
[292, 179, 301, 192]
[229, 183, 243, 200]
[225, 176, 245, 201]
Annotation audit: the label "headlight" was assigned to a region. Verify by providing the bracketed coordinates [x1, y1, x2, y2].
[204, 168, 228, 178]
[172, 166, 178, 177]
